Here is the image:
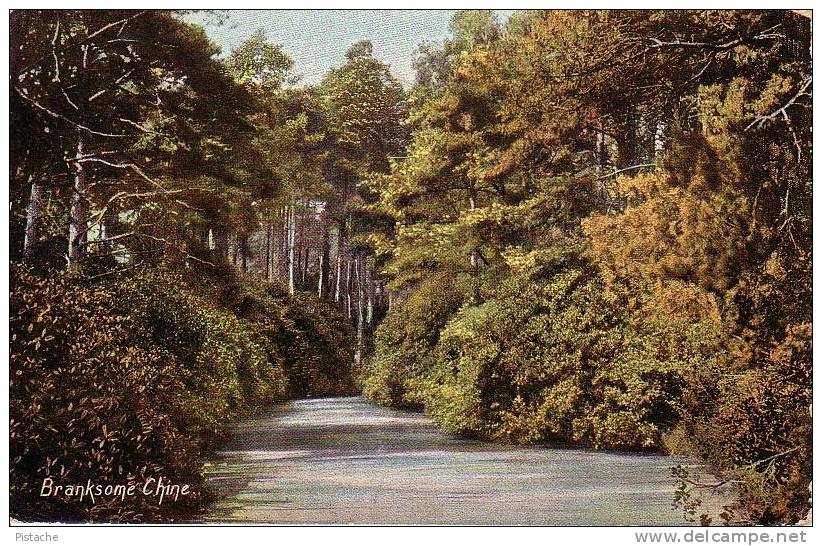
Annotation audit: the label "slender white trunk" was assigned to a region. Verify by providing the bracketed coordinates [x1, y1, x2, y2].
[317, 252, 324, 299]
[354, 256, 365, 369]
[287, 202, 296, 294]
[346, 256, 353, 318]
[366, 259, 374, 324]
[67, 131, 88, 270]
[265, 222, 272, 281]
[23, 178, 43, 260]
[335, 248, 343, 302]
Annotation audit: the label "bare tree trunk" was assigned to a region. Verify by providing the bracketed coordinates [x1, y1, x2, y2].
[301, 246, 309, 287]
[67, 130, 88, 270]
[240, 236, 248, 273]
[366, 259, 374, 324]
[469, 192, 479, 269]
[318, 226, 330, 300]
[317, 252, 324, 299]
[335, 243, 344, 303]
[346, 256, 353, 318]
[279, 206, 288, 279]
[354, 256, 365, 369]
[265, 222, 272, 281]
[328, 223, 340, 299]
[654, 119, 666, 159]
[616, 110, 638, 170]
[23, 177, 43, 260]
[213, 226, 229, 259]
[287, 202, 296, 294]
[227, 231, 237, 267]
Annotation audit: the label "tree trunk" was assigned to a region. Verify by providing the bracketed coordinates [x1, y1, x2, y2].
[213, 226, 229, 259]
[279, 207, 288, 279]
[366, 258, 374, 324]
[335, 242, 344, 303]
[67, 131, 88, 270]
[302, 246, 309, 287]
[318, 227, 330, 300]
[240, 236, 248, 273]
[265, 222, 272, 281]
[328, 223, 340, 299]
[354, 256, 365, 369]
[616, 110, 638, 169]
[346, 256, 353, 318]
[287, 202, 297, 294]
[227, 231, 237, 267]
[23, 178, 43, 260]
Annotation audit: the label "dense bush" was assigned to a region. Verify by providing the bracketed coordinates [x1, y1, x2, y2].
[673, 320, 812, 524]
[10, 263, 356, 522]
[361, 273, 468, 407]
[365, 244, 719, 451]
[10, 265, 204, 522]
[215, 278, 355, 397]
[108, 270, 289, 441]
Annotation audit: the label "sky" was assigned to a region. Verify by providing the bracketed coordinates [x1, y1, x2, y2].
[184, 10, 516, 87]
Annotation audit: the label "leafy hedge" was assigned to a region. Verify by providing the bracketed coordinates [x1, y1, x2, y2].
[10, 264, 354, 522]
[10, 265, 205, 522]
[365, 237, 811, 523]
[215, 278, 356, 398]
[366, 245, 715, 450]
[108, 270, 289, 442]
[361, 272, 468, 407]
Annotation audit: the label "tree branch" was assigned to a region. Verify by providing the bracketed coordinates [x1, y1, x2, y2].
[13, 86, 129, 138]
[745, 77, 812, 132]
[596, 163, 656, 180]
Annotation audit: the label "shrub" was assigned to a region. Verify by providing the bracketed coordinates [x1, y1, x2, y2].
[10, 264, 204, 522]
[362, 273, 469, 407]
[676, 322, 812, 524]
[109, 270, 288, 441]
[214, 277, 356, 398]
[10, 264, 336, 522]
[381, 245, 714, 451]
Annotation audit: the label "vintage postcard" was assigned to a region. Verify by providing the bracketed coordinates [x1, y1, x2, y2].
[7, 5, 813, 539]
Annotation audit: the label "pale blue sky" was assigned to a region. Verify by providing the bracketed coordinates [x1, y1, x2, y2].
[184, 10, 515, 87]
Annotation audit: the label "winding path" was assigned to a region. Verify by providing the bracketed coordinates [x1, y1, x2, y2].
[203, 396, 700, 525]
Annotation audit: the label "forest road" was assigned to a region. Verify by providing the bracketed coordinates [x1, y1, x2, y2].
[202, 396, 704, 525]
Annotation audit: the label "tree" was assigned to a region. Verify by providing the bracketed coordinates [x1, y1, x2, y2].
[10, 10, 254, 271]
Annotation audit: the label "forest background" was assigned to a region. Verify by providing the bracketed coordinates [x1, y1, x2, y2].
[8, 9, 812, 524]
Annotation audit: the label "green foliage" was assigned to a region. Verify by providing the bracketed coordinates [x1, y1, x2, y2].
[319, 40, 409, 175]
[10, 8, 812, 526]
[10, 264, 204, 522]
[362, 273, 469, 407]
[109, 270, 289, 439]
[403, 244, 715, 449]
[367, 9, 810, 524]
[218, 279, 356, 398]
[225, 29, 296, 90]
[10, 263, 356, 522]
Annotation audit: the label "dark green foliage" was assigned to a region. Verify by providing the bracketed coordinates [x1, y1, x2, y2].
[109, 270, 289, 441]
[220, 279, 356, 398]
[362, 273, 469, 407]
[10, 265, 204, 522]
[9, 263, 355, 522]
[366, 242, 715, 450]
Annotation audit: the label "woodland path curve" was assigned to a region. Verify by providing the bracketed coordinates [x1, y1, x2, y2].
[203, 396, 702, 525]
